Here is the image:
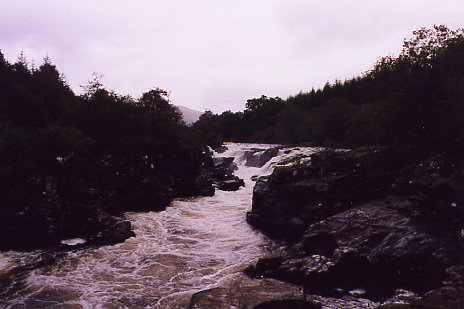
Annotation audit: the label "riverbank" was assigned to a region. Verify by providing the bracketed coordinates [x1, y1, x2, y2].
[241, 146, 464, 308]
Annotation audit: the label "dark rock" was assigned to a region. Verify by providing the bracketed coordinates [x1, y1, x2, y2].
[248, 197, 464, 300]
[87, 219, 135, 246]
[376, 287, 464, 309]
[422, 286, 464, 309]
[212, 156, 244, 191]
[302, 232, 338, 257]
[246, 146, 464, 305]
[375, 304, 416, 309]
[214, 145, 228, 154]
[247, 147, 414, 239]
[217, 177, 245, 191]
[411, 155, 464, 222]
[253, 299, 321, 309]
[444, 264, 464, 286]
[213, 157, 238, 181]
[214, 156, 238, 172]
[59, 207, 135, 247]
[244, 148, 279, 168]
[187, 279, 306, 309]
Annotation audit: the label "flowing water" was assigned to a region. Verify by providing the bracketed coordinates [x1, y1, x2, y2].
[0, 143, 318, 309]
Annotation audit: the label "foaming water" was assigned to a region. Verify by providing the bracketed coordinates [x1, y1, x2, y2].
[0, 143, 318, 309]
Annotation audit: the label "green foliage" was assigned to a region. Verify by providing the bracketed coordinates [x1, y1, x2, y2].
[191, 110, 224, 148]
[194, 25, 464, 153]
[0, 52, 204, 231]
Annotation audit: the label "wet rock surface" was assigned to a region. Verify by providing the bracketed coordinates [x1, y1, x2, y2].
[247, 147, 416, 239]
[213, 156, 245, 191]
[246, 198, 463, 299]
[421, 286, 464, 308]
[245, 147, 464, 305]
[187, 279, 308, 309]
[217, 178, 245, 191]
[187, 279, 383, 309]
[243, 148, 280, 168]
[253, 299, 321, 309]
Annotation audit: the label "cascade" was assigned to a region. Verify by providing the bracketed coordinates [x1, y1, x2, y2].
[1, 143, 317, 309]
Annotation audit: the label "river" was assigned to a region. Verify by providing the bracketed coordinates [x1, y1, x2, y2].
[0, 143, 319, 309]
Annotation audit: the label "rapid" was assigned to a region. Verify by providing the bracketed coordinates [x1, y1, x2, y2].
[0, 143, 317, 309]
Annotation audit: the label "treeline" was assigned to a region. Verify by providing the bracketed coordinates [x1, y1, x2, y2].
[193, 25, 464, 154]
[0, 52, 211, 249]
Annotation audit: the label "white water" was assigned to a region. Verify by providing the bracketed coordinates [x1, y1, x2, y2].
[0, 143, 318, 309]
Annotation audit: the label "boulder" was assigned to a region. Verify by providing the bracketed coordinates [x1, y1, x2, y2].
[214, 145, 228, 154]
[217, 177, 245, 191]
[212, 156, 244, 191]
[59, 206, 135, 247]
[213, 157, 238, 180]
[187, 279, 308, 309]
[86, 217, 135, 246]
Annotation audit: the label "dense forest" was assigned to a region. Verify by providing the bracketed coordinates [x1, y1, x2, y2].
[193, 25, 464, 155]
[1, 25, 463, 250]
[0, 52, 213, 249]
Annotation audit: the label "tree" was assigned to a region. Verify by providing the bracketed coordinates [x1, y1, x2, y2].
[245, 95, 283, 112]
[139, 88, 183, 124]
[81, 72, 105, 99]
[402, 25, 464, 66]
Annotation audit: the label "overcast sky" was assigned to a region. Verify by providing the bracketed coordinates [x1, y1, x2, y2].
[1, 1, 463, 113]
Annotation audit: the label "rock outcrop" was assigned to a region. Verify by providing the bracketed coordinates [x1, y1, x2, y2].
[246, 147, 464, 303]
[247, 147, 414, 239]
[187, 279, 318, 309]
[243, 148, 279, 168]
[213, 156, 244, 191]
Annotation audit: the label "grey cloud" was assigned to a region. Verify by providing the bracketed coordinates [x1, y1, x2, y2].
[1, 0, 462, 113]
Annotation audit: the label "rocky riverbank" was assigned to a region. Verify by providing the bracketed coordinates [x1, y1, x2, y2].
[0, 143, 272, 308]
[0, 146, 216, 251]
[243, 147, 464, 308]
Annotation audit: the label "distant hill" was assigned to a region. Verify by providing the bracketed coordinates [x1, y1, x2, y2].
[177, 105, 203, 124]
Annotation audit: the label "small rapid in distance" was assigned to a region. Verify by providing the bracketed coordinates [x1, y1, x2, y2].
[0, 143, 318, 309]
